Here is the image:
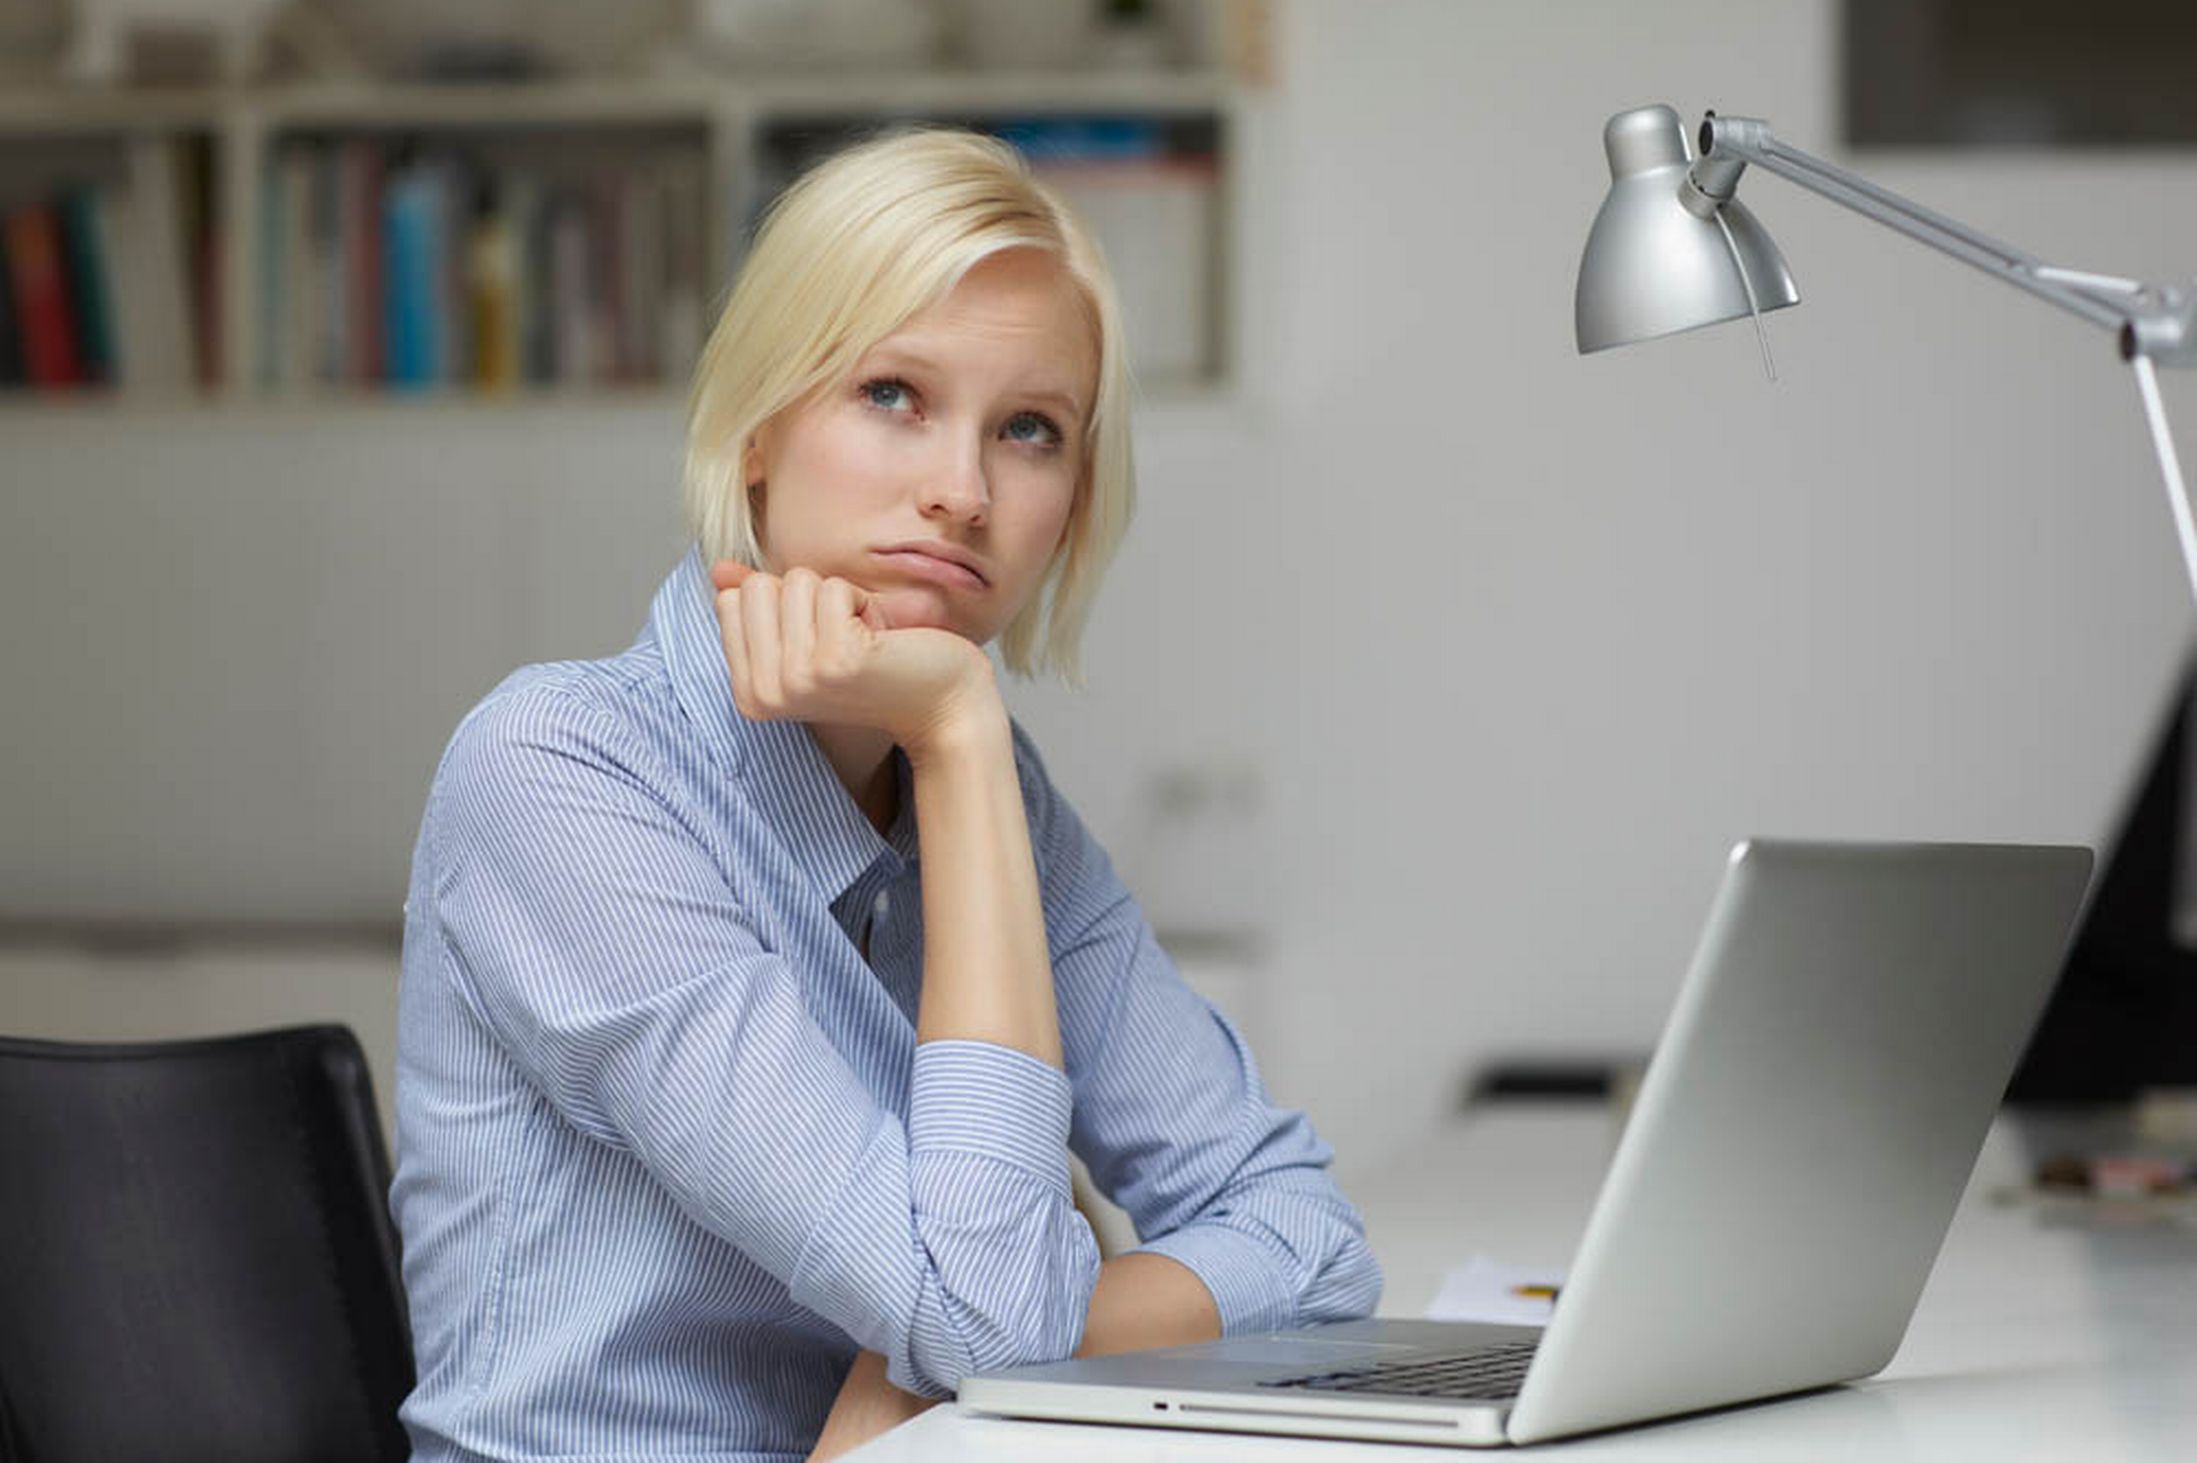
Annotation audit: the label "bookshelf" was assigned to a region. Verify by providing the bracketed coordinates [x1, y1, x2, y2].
[0, 69, 1241, 409]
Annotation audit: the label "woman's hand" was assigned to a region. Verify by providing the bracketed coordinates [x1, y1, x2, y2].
[710, 560, 999, 756]
[806, 1350, 939, 1462]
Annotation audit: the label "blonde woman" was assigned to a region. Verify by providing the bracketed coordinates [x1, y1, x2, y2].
[390, 129, 1380, 1463]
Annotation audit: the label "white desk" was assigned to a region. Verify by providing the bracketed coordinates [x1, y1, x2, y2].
[844, 1105, 2197, 1460]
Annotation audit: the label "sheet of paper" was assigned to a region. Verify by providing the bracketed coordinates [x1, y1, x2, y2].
[1424, 1256, 1566, 1327]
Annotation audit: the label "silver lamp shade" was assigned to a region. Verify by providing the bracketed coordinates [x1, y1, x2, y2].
[1576, 105, 1800, 354]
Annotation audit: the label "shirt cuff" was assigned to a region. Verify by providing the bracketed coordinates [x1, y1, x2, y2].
[907, 1038, 1074, 1192]
[1131, 1221, 1299, 1337]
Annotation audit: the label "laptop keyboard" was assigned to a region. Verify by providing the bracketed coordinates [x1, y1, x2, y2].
[1255, 1340, 1540, 1402]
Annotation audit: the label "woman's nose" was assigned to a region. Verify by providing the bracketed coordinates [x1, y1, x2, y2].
[920, 441, 989, 526]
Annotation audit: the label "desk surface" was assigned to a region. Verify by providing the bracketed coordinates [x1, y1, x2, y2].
[845, 1106, 2197, 1460]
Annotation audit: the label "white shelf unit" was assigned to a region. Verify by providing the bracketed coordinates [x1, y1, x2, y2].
[0, 70, 1242, 408]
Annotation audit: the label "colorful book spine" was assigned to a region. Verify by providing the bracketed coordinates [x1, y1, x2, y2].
[122, 134, 196, 392]
[382, 167, 443, 389]
[314, 147, 345, 382]
[175, 140, 219, 387]
[57, 185, 117, 385]
[235, 136, 708, 396]
[270, 145, 315, 389]
[0, 224, 22, 386]
[4, 203, 86, 387]
[257, 149, 286, 387]
[342, 140, 385, 384]
[658, 159, 703, 383]
[467, 182, 519, 392]
[549, 198, 591, 386]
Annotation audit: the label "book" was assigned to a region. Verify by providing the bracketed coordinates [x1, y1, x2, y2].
[4, 202, 86, 388]
[274, 144, 317, 389]
[341, 139, 385, 383]
[467, 183, 519, 392]
[657, 157, 704, 383]
[0, 217, 20, 386]
[117, 134, 196, 392]
[174, 139, 220, 386]
[549, 196, 592, 385]
[617, 169, 661, 383]
[256, 146, 286, 387]
[313, 144, 345, 382]
[58, 184, 117, 385]
[382, 163, 445, 389]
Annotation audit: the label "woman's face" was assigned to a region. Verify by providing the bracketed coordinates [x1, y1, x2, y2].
[744, 248, 1097, 644]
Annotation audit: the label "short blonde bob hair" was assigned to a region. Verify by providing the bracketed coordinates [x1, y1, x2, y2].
[682, 127, 1135, 683]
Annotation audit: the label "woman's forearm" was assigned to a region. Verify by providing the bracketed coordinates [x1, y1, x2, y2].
[806, 1351, 937, 1462]
[1076, 1253, 1223, 1357]
[904, 699, 1063, 1068]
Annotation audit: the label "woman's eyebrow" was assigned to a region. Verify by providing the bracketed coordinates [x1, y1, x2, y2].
[1019, 384, 1085, 420]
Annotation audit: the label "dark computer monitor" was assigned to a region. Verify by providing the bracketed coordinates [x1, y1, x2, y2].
[2007, 654, 2197, 1102]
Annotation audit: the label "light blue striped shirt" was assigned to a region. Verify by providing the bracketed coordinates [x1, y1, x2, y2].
[390, 546, 1381, 1462]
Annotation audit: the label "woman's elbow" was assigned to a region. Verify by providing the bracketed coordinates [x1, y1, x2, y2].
[911, 1217, 1102, 1389]
[1301, 1232, 1385, 1324]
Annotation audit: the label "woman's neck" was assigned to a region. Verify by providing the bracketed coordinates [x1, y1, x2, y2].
[809, 722, 900, 838]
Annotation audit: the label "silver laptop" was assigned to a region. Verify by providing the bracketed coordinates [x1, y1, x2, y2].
[960, 839, 2092, 1447]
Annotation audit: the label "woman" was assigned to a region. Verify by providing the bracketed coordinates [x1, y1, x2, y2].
[390, 128, 1380, 1463]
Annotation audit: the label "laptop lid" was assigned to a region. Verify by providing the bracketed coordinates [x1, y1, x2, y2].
[1506, 839, 2091, 1443]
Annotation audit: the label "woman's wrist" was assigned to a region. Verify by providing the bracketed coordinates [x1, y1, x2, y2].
[899, 659, 1010, 770]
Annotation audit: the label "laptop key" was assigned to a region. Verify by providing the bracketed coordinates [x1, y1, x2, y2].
[1258, 1340, 1540, 1401]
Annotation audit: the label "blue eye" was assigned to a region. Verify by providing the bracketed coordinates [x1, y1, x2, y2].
[1005, 411, 1063, 449]
[862, 378, 914, 412]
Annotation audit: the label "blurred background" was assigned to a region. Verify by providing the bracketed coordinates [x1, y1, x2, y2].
[3, 0, 2195, 1182]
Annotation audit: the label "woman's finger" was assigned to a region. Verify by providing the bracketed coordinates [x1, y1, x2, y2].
[817, 576, 859, 674]
[740, 573, 785, 709]
[715, 590, 754, 715]
[781, 568, 819, 693]
[709, 559, 753, 593]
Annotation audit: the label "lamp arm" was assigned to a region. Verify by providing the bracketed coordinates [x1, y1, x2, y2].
[1688, 113, 2197, 366]
[1687, 111, 2197, 606]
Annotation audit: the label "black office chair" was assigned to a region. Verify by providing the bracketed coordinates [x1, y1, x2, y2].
[0, 1025, 414, 1463]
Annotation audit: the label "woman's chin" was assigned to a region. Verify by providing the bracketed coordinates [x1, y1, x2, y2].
[873, 587, 965, 634]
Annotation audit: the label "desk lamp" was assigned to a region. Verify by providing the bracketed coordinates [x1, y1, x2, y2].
[1576, 104, 2197, 603]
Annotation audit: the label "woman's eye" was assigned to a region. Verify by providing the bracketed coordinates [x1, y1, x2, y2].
[1004, 411, 1063, 449]
[861, 378, 914, 413]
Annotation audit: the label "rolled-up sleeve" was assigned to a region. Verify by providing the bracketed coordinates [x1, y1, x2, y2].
[428, 687, 1099, 1395]
[1011, 726, 1384, 1336]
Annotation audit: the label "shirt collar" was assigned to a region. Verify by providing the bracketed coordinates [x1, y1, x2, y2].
[652, 545, 917, 903]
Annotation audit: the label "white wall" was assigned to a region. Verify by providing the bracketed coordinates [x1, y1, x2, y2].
[1200, 0, 2196, 1176]
[1024, 0, 2197, 1178]
[6, 0, 2196, 1184]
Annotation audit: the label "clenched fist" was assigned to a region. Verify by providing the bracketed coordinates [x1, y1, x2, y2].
[711, 560, 1000, 756]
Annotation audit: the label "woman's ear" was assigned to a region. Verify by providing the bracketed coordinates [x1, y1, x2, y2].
[741, 431, 769, 538]
[740, 431, 766, 492]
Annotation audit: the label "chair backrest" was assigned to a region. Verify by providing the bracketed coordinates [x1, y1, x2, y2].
[0, 1025, 414, 1463]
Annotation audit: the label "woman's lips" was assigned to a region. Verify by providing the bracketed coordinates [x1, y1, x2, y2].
[871, 549, 986, 591]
